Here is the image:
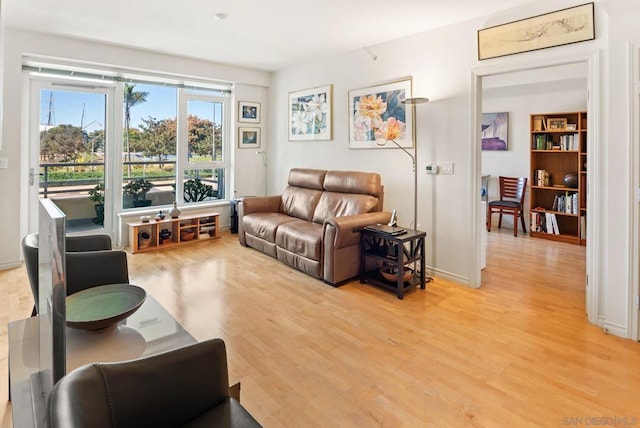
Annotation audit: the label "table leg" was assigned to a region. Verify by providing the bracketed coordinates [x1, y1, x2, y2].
[419, 237, 426, 289]
[397, 242, 404, 299]
[359, 233, 366, 284]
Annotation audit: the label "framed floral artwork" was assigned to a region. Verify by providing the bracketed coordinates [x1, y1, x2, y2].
[238, 127, 260, 149]
[288, 84, 332, 141]
[348, 78, 414, 149]
[238, 101, 260, 123]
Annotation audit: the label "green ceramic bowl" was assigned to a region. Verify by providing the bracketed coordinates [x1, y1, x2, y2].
[66, 284, 147, 331]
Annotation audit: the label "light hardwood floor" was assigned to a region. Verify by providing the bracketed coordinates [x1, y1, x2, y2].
[1, 227, 639, 427]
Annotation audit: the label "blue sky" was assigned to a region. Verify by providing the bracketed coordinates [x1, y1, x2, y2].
[40, 83, 221, 133]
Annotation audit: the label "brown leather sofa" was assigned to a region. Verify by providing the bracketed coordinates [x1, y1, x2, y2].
[48, 338, 261, 427]
[238, 168, 390, 285]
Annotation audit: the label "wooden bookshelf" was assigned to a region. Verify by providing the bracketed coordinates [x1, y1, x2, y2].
[129, 212, 220, 253]
[530, 112, 587, 245]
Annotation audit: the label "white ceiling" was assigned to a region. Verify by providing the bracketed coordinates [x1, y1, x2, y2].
[3, 0, 533, 72]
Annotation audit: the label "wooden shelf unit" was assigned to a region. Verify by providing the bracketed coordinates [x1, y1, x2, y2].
[129, 212, 220, 253]
[530, 111, 587, 245]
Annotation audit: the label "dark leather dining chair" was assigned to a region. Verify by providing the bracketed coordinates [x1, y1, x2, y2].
[65, 250, 129, 296]
[487, 176, 528, 237]
[48, 338, 262, 428]
[21, 233, 127, 316]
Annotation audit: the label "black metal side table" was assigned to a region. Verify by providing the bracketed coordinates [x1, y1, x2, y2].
[359, 226, 426, 299]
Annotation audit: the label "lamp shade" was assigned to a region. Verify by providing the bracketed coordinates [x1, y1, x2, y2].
[402, 97, 429, 105]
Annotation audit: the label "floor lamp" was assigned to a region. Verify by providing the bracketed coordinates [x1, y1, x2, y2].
[377, 97, 429, 230]
[256, 150, 267, 196]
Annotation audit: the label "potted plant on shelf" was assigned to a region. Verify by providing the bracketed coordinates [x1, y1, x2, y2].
[88, 183, 105, 225]
[123, 178, 153, 207]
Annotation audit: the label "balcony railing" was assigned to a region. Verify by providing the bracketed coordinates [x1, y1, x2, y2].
[39, 160, 181, 198]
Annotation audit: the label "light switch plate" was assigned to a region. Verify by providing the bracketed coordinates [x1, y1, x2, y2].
[441, 161, 454, 174]
[0, 157, 8, 169]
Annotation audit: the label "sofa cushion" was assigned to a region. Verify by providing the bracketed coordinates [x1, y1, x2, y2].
[281, 187, 323, 221]
[312, 192, 379, 224]
[243, 212, 297, 244]
[275, 220, 323, 261]
[323, 170, 381, 197]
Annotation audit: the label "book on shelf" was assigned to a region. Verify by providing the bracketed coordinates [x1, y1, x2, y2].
[531, 211, 560, 235]
[535, 169, 550, 186]
[541, 212, 560, 235]
[559, 133, 579, 150]
[553, 192, 578, 214]
[551, 213, 560, 234]
[533, 115, 544, 131]
[533, 134, 549, 150]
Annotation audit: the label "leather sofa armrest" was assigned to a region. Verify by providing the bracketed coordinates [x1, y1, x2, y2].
[239, 195, 281, 216]
[324, 211, 392, 249]
[238, 196, 281, 246]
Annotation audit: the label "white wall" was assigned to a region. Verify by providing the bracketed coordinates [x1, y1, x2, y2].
[267, 0, 640, 338]
[0, 28, 270, 267]
[268, 0, 602, 284]
[600, 0, 640, 336]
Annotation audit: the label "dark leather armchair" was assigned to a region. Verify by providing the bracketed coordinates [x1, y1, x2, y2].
[48, 338, 262, 428]
[21, 233, 127, 315]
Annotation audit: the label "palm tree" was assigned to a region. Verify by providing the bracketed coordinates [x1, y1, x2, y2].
[124, 83, 148, 177]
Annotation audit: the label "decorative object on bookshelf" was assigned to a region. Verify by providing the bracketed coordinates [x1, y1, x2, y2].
[169, 201, 181, 218]
[159, 229, 172, 244]
[138, 231, 151, 248]
[563, 173, 578, 188]
[547, 118, 567, 130]
[180, 229, 195, 241]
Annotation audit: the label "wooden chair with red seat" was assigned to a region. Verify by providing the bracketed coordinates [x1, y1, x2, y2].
[487, 176, 528, 237]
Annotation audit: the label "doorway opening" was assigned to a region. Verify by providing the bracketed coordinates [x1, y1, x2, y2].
[471, 55, 600, 325]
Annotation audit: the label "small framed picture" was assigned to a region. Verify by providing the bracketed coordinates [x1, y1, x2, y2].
[238, 127, 260, 148]
[238, 101, 260, 123]
[547, 118, 567, 130]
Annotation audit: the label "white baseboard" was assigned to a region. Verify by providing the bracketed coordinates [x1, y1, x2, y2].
[0, 260, 22, 270]
[425, 266, 471, 287]
[602, 320, 629, 339]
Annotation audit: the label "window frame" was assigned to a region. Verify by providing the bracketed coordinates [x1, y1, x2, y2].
[176, 89, 231, 205]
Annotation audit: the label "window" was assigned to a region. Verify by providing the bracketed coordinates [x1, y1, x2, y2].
[122, 84, 230, 209]
[178, 92, 229, 205]
[25, 62, 232, 235]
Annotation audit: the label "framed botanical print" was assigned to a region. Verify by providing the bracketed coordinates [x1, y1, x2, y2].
[288, 84, 332, 141]
[238, 101, 260, 123]
[238, 127, 260, 149]
[348, 78, 414, 149]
